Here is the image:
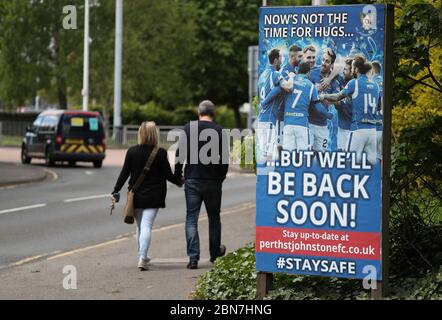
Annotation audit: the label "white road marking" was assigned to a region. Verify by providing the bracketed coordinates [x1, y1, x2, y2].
[0, 203, 47, 215]
[11, 254, 49, 267]
[43, 168, 58, 181]
[64, 194, 109, 203]
[45, 202, 255, 262]
[3, 202, 255, 268]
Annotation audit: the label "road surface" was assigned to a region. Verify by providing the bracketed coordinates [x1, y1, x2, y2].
[0, 148, 256, 269]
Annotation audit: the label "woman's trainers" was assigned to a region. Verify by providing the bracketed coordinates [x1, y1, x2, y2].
[137, 259, 149, 271]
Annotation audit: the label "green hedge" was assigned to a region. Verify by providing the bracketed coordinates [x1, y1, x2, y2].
[106, 102, 243, 128]
[0, 102, 246, 129]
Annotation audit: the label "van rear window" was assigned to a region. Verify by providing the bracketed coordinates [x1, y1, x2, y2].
[71, 117, 84, 127]
[62, 114, 103, 134]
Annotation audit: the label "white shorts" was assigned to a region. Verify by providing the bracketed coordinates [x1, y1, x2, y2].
[376, 130, 382, 160]
[346, 128, 377, 164]
[283, 125, 310, 152]
[256, 121, 277, 163]
[338, 128, 350, 151]
[309, 123, 328, 152]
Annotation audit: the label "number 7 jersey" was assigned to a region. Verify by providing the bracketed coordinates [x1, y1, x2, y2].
[340, 74, 380, 130]
[284, 74, 317, 127]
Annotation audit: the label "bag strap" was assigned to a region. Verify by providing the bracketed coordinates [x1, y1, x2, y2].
[131, 146, 159, 192]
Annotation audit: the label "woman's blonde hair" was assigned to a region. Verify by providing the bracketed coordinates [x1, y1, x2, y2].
[138, 121, 158, 146]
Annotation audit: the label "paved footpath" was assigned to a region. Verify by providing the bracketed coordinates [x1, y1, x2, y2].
[0, 162, 48, 187]
[0, 203, 255, 300]
[0, 147, 129, 168]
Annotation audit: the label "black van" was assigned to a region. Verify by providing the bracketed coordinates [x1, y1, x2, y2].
[21, 110, 106, 168]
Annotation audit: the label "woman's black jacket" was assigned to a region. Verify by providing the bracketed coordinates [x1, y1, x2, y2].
[112, 144, 181, 209]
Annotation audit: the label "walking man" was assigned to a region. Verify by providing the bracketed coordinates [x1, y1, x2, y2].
[175, 100, 229, 269]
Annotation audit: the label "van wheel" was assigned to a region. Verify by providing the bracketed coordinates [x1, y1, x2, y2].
[93, 160, 103, 168]
[21, 145, 31, 164]
[45, 150, 55, 167]
[68, 160, 76, 167]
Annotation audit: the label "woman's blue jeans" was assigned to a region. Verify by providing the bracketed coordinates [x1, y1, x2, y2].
[184, 179, 223, 262]
[134, 208, 159, 261]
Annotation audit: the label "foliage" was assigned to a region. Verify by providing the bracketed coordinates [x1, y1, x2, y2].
[389, 115, 442, 277]
[189, 0, 260, 128]
[120, 0, 197, 108]
[190, 0, 310, 128]
[105, 101, 241, 128]
[0, 0, 197, 111]
[0, 135, 23, 147]
[194, 244, 442, 300]
[392, 0, 442, 104]
[0, 0, 440, 126]
[240, 136, 256, 172]
[392, 46, 442, 138]
[194, 244, 257, 300]
[0, 0, 85, 109]
[231, 135, 256, 172]
[215, 106, 247, 129]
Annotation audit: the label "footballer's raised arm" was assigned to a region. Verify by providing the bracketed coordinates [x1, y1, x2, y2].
[319, 92, 346, 102]
[320, 78, 355, 102]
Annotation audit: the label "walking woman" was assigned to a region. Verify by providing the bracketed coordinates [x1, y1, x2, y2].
[111, 122, 182, 270]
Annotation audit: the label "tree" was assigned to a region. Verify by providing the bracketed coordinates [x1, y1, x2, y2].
[0, 0, 197, 111]
[120, 0, 197, 108]
[0, 0, 84, 109]
[189, 0, 311, 128]
[189, 0, 260, 128]
[88, 0, 197, 114]
[393, 0, 442, 104]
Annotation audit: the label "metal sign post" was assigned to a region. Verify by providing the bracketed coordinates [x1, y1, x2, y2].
[371, 4, 394, 300]
[247, 45, 258, 130]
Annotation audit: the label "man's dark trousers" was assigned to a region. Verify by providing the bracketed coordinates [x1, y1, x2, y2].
[185, 179, 223, 262]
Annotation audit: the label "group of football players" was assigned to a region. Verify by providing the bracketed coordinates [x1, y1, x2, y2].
[257, 40, 383, 165]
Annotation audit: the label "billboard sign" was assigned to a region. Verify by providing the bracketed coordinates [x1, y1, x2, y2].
[256, 4, 389, 280]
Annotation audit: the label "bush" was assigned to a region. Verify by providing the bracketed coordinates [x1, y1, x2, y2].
[172, 106, 198, 125]
[106, 102, 246, 127]
[139, 102, 175, 124]
[194, 244, 257, 300]
[194, 244, 442, 300]
[120, 101, 175, 125]
[389, 115, 442, 277]
[231, 135, 256, 171]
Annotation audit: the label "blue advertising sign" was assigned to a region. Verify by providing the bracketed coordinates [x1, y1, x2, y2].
[256, 4, 387, 280]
